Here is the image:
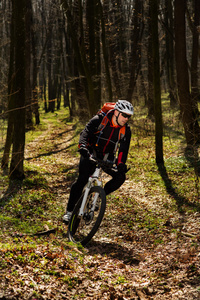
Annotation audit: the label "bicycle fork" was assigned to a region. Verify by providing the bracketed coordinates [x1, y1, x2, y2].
[78, 167, 102, 217]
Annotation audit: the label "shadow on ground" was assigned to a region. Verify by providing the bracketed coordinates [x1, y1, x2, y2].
[157, 162, 200, 213]
[87, 240, 140, 266]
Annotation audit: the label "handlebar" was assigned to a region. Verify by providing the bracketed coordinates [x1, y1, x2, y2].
[89, 155, 130, 173]
[89, 155, 117, 171]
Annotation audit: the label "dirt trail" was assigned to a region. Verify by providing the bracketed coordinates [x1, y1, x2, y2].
[23, 119, 200, 300]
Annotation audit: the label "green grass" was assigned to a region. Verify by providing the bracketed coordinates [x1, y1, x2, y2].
[128, 103, 199, 203]
[1, 98, 200, 299]
[0, 107, 85, 240]
[1, 101, 200, 229]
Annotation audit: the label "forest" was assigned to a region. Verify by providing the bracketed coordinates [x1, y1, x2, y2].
[1, 0, 200, 299]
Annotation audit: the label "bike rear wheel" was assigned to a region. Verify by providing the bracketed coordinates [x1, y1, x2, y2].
[67, 186, 106, 246]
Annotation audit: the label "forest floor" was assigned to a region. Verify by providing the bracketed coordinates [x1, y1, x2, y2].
[1, 108, 200, 299]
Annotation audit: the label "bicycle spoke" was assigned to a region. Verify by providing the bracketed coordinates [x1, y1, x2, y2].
[67, 186, 106, 246]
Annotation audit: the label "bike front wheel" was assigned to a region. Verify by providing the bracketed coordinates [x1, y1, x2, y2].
[67, 186, 106, 246]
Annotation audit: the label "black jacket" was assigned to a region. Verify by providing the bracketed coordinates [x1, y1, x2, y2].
[79, 111, 131, 164]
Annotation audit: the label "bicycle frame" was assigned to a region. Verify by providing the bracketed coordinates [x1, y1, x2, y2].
[78, 165, 102, 217]
[68, 155, 120, 245]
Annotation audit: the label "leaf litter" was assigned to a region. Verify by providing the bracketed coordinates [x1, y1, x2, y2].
[1, 115, 200, 299]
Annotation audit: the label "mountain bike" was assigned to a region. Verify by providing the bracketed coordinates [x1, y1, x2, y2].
[67, 154, 116, 246]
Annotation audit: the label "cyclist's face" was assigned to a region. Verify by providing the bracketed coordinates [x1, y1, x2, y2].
[113, 110, 131, 126]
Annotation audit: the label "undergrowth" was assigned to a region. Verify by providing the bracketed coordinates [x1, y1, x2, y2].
[1, 99, 200, 299]
[1, 102, 200, 237]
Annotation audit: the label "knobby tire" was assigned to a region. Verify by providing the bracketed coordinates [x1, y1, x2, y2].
[67, 186, 106, 246]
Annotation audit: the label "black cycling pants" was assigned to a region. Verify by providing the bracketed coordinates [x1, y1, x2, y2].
[66, 156, 126, 212]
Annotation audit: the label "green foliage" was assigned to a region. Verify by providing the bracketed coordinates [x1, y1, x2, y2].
[128, 102, 200, 205]
[1, 99, 200, 299]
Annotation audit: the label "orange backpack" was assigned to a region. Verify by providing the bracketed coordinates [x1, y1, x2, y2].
[95, 102, 126, 147]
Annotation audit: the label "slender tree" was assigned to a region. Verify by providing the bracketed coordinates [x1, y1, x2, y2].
[127, 0, 143, 102]
[174, 0, 200, 145]
[98, 0, 112, 100]
[61, 0, 100, 116]
[147, 3, 154, 118]
[31, 1, 40, 124]
[1, 0, 15, 170]
[164, 0, 177, 107]
[189, 0, 200, 116]
[25, 0, 33, 129]
[150, 0, 164, 164]
[86, 0, 101, 108]
[9, 0, 26, 179]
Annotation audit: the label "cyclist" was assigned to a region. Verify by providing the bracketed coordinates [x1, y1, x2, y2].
[63, 99, 134, 224]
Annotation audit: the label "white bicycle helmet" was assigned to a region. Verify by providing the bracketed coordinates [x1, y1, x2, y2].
[114, 100, 134, 115]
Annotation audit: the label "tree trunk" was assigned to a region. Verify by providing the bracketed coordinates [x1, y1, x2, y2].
[1, 0, 15, 170]
[9, 0, 26, 180]
[98, 0, 112, 101]
[165, 0, 178, 107]
[25, 0, 33, 129]
[190, 0, 200, 116]
[62, 4, 86, 117]
[108, 2, 122, 98]
[150, 0, 164, 164]
[31, 2, 40, 125]
[174, 0, 200, 145]
[62, 0, 98, 116]
[47, 28, 55, 113]
[127, 0, 143, 102]
[94, 0, 101, 107]
[147, 3, 154, 118]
